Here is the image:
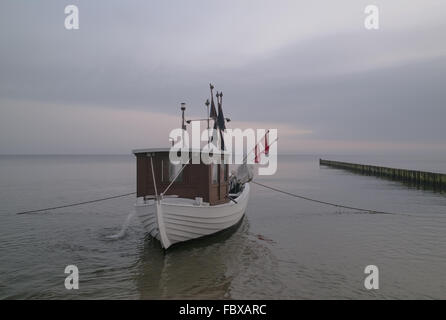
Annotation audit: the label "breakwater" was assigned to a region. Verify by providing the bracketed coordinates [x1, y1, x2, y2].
[320, 159, 446, 192]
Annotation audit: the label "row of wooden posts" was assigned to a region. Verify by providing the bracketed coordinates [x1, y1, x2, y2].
[319, 159, 446, 192]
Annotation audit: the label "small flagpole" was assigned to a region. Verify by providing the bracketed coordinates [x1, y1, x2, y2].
[205, 99, 210, 144]
[243, 130, 272, 163]
[180, 103, 186, 147]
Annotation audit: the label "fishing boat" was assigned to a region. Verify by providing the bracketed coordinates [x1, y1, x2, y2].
[132, 85, 252, 249]
[132, 148, 251, 249]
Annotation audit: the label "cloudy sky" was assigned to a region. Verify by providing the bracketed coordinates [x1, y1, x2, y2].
[1, 0, 445, 154]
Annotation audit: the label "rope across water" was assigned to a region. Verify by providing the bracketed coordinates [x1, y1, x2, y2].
[251, 181, 403, 215]
[15, 192, 136, 215]
[14, 182, 413, 216]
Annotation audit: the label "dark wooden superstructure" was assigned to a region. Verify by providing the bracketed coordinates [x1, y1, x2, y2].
[133, 148, 229, 205]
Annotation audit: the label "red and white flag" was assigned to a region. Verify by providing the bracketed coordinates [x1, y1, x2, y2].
[264, 131, 270, 156]
[254, 145, 260, 164]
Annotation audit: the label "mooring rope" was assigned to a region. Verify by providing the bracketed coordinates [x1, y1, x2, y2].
[13, 181, 417, 216]
[251, 181, 402, 215]
[15, 192, 136, 215]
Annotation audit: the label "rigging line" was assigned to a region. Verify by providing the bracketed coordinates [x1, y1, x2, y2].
[150, 155, 158, 199]
[242, 130, 270, 162]
[15, 192, 136, 215]
[162, 157, 191, 196]
[251, 181, 409, 215]
[243, 135, 277, 163]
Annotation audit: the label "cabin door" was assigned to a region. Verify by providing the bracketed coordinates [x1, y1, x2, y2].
[211, 163, 221, 204]
[211, 163, 228, 204]
[220, 164, 228, 201]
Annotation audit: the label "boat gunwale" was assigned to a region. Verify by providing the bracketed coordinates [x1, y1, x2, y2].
[134, 183, 250, 209]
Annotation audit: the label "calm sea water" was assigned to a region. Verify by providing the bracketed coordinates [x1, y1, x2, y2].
[0, 155, 445, 299]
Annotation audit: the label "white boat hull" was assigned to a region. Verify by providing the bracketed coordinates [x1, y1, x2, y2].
[135, 183, 250, 249]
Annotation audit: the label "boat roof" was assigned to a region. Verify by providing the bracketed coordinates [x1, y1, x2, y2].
[132, 147, 226, 155]
[132, 147, 171, 154]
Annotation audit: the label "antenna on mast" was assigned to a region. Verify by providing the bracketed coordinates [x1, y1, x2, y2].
[205, 99, 210, 144]
[180, 103, 186, 131]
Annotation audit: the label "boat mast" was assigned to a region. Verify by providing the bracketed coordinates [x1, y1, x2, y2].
[181, 102, 186, 147]
[205, 99, 210, 144]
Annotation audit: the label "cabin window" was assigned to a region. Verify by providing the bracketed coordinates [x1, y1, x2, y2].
[169, 162, 183, 183]
[212, 164, 219, 184]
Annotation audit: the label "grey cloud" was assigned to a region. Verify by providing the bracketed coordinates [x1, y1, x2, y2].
[1, 1, 445, 153]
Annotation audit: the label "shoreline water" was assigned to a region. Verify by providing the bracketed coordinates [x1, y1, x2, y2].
[1, 155, 445, 299]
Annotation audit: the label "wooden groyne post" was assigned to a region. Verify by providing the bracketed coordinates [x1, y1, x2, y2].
[319, 159, 446, 192]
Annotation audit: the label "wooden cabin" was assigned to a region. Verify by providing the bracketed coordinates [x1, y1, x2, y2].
[133, 148, 229, 205]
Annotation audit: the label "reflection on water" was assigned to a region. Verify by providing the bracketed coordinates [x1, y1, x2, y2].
[136, 219, 247, 299]
[136, 217, 282, 299]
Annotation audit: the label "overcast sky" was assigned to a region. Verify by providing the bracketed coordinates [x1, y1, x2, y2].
[1, 0, 445, 154]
